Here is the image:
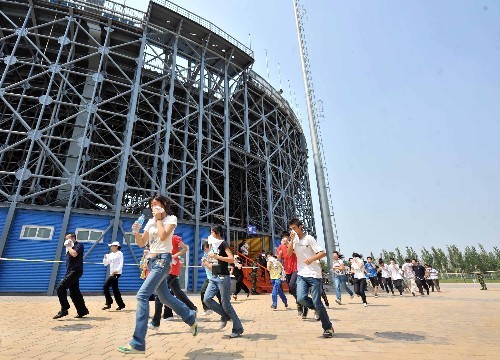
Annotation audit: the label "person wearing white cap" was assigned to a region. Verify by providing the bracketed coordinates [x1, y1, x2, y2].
[102, 241, 126, 310]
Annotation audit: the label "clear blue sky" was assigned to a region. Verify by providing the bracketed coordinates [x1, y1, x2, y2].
[126, 0, 500, 257]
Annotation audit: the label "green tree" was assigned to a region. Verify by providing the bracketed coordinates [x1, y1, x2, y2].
[394, 247, 404, 265]
[420, 247, 434, 266]
[431, 247, 448, 272]
[405, 246, 418, 261]
[447, 245, 464, 272]
[463, 246, 479, 272]
[478, 244, 497, 271]
[381, 249, 396, 264]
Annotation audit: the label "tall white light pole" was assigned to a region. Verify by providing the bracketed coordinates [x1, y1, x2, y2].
[293, 0, 337, 273]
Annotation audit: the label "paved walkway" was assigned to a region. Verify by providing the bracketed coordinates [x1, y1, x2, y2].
[0, 283, 499, 359]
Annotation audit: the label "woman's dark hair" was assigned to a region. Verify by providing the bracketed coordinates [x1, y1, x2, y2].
[281, 231, 290, 237]
[149, 194, 172, 214]
[211, 225, 224, 237]
[352, 252, 362, 259]
[378, 258, 384, 264]
[389, 257, 395, 262]
[333, 251, 344, 259]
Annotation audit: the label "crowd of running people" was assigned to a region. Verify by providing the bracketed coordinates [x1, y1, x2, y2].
[53, 193, 445, 355]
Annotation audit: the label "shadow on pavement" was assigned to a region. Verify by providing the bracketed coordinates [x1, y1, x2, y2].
[242, 333, 277, 341]
[185, 348, 243, 359]
[331, 333, 374, 342]
[52, 323, 94, 332]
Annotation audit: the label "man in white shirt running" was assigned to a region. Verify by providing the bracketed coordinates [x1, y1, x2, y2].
[287, 218, 334, 338]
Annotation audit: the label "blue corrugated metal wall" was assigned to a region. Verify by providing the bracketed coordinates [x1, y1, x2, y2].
[192, 227, 211, 292]
[0, 209, 209, 293]
[55, 213, 112, 292]
[0, 209, 64, 292]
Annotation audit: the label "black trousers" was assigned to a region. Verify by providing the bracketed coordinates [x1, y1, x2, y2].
[285, 272, 298, 300]
[234, 274, 250, 295]
[382, 277, 394, 293]
[167, 274, 197, 311]
[200, 278, 222, 311]
[103, 274, 125, 307]
[393, 279, 404, 295]
[56, 270, 88, 315]
[321, 288, 329, 307]
[353, 278, 367, 304]
[416, 277, 429, 294]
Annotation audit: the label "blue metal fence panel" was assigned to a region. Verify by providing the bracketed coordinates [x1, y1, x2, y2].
[0, 209, 64, 292]
[0, 208, 209, 294]
[192, 226, 211, 292]
[55, 213, 112, 292]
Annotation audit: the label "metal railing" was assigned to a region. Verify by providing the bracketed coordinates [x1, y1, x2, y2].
[249, 70, 302, 131]
[151, 0, 253, 57]
[44, 0, 254, 58]
[47, 0, 145, 25]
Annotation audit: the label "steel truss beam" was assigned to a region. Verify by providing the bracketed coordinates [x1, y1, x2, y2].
[0, 1, 316, 291]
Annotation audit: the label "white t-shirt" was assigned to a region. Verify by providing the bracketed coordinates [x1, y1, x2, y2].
[351, 258, 366, 279]
[143, 215, 177, 254]
[332, 259, 344, 276]
[402, 263, 415, 279]
[388, 263, 403, 280]
[293, 234, 324, 279]
[380, 263, 390, 278]
[428, 268, 439, 280]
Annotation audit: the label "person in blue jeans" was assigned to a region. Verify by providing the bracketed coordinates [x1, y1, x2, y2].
[203, 225, 244, 338]
[331, 251, 353, 305]
[117, 195, 198, 354]
[267, 253, 288, 309]
[288, 218, 334, 338]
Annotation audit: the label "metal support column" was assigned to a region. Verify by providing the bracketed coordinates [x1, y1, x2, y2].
[110, 32, 148, 244]
[223, 55, 232, 243]
[0, 6, 33, 258]
[161, 21, 182, 194]
[193, 43, 207, 292]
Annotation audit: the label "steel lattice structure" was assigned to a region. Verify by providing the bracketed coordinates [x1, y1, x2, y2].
[0, 0, 316, 262]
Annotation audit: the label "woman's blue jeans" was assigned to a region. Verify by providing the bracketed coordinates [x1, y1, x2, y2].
[334, 274, 353, 301]
[129, 253, 196, 351]
[204, 275, 243, 335]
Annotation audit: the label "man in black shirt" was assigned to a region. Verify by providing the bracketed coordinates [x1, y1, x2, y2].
[412, 259, 430, 296]
[53, 233, 89, 319]
[231, 255, 250, 300]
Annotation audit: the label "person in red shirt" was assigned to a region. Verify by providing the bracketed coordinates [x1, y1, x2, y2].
[148, 235, 197, 330]
[277, 231, 301, 316]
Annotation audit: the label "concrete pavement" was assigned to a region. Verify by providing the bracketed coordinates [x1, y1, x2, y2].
[0, 283, 499, 359]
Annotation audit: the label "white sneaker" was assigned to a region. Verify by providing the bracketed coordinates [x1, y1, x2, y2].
[314, 311, 320, 321]
[363, 303, 368, 307]
[164, 317, 175, 321]
[200, 310, 213, 316]
[148, 322, 159, 330]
